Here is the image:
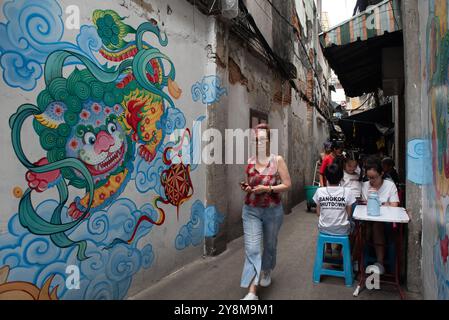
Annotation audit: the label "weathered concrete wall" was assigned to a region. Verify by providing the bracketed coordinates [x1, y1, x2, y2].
[402, 0, 423, 296]
[0, 0, 221, 299]
[404, 0, 449, 299]
[223, 35, 289, 240]
[0, 0, 333, 300]
[208, 0, 331, 246]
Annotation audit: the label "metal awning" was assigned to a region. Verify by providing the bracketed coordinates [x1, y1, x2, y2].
[319, 0, 403, 97]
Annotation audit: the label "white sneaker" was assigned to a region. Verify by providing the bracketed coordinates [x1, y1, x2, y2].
[241, 292, 259, 300]
[259, 271, 272, 287]
[374, 262, 385, 275]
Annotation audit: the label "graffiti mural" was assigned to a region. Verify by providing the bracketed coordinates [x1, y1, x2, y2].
[175, 200, 224, 250]
[191, 75, 227, 106]
[0, 0, 217, 300]
[427, 0, 449, 299]
[0, 0, 102, 91]
[8, 5, 185, 260]
[0, 198, 155, 299]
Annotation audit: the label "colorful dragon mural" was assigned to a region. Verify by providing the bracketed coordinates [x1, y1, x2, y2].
[7, 6, 192, 261]
[0, 0, 224, 300]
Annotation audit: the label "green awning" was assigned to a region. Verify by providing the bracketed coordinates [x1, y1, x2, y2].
[320, 0, 402, 48]
[318, 0, 403, 97]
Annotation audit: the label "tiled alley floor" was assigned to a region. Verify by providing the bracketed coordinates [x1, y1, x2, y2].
[129, 201, 421, 300]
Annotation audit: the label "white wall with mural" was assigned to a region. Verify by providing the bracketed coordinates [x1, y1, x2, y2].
[0, 0, 226, 299]
[416, 0, 449, 300]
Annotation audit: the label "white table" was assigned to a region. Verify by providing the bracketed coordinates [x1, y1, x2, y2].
[353, 205, 410, 223]
[352, 205, 409, 299]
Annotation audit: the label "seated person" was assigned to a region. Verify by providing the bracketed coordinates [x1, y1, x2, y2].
[319, 142, 343, 186]
[361, 157, 400, 274]
[382, 157, 399, 185]
[341, 157, 362, 203]
[313, 163, 356, 258]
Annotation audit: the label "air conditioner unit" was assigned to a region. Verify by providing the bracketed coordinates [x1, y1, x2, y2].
[221, 0, 239, 19]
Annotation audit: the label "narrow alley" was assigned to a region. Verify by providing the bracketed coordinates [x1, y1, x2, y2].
[0, 0, 448, 305]
[130, 201, 420, 300]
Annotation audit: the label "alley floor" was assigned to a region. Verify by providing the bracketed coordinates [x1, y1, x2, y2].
[129, 201, 421, 300]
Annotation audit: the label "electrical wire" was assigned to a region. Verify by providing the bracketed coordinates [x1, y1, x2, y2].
[208, 0, 218, 15]
[230, 1, 333, 121]
[264, 0, 330, 117]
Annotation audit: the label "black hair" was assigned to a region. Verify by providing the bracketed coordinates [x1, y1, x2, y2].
[382, 157, 395, 167]
[325, 163, 344, 185]
[332, 154, 346, 173]
[344, 155, 357, 163]
[343, 156, 363, 182]
[331, 141, 343, 151]
[364, 156, 383, 176]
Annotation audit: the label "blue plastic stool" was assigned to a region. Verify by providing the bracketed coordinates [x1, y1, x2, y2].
[313, 232, 353, 287]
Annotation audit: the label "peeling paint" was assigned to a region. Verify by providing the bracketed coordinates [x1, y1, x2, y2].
[228, 57, 249, 89]
[131, 0, 154, 13]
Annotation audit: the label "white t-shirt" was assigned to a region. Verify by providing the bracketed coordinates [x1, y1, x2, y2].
[361, 179, 400, 204]
[313, 186, 356, 235]
[341, 171, 362, 198]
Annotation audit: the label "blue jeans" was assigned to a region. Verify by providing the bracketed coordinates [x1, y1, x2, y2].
[240, 204, 284, 288]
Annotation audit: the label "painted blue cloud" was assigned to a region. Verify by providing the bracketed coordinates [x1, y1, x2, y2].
[76, 25, 103, 62]
[0, 0, 101, 90]
[0, 198, 157, 300]
[407, 139, 432, 185]
[0, 52, 43, 90]
[204, 205, 225, 237]
[191, 75, 227, 106]
[132, 144, 171, 197]
[175, 200, 224, 250]
[160, 107, 186, 135]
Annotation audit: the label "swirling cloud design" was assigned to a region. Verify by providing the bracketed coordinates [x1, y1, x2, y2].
[175, 200, 224, 250]
[0, 0, 101, 90]
[0, 198, 156, 299]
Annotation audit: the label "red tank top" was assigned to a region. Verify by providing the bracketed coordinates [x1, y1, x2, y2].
[245, 154, 282, 207]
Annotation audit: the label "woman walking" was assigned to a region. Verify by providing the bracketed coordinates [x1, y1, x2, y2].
[240, 123, 291, 300]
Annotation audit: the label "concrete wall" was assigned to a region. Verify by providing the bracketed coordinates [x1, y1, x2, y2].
[207, 0, 331, 251]
[0, 0, 331, 299]
[0, 0, 221, 299]
[403, 0, 449, 299]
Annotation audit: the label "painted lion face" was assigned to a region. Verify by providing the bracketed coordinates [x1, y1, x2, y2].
[33, 68, 135, 189]
[65, 101, 131, 185]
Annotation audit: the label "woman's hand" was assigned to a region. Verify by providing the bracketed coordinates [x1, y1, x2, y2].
[252, 185, 270, 194]
[240, 182, 253, 193]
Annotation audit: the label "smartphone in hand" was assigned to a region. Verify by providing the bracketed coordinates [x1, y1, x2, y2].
[240, 181, 251, 191]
